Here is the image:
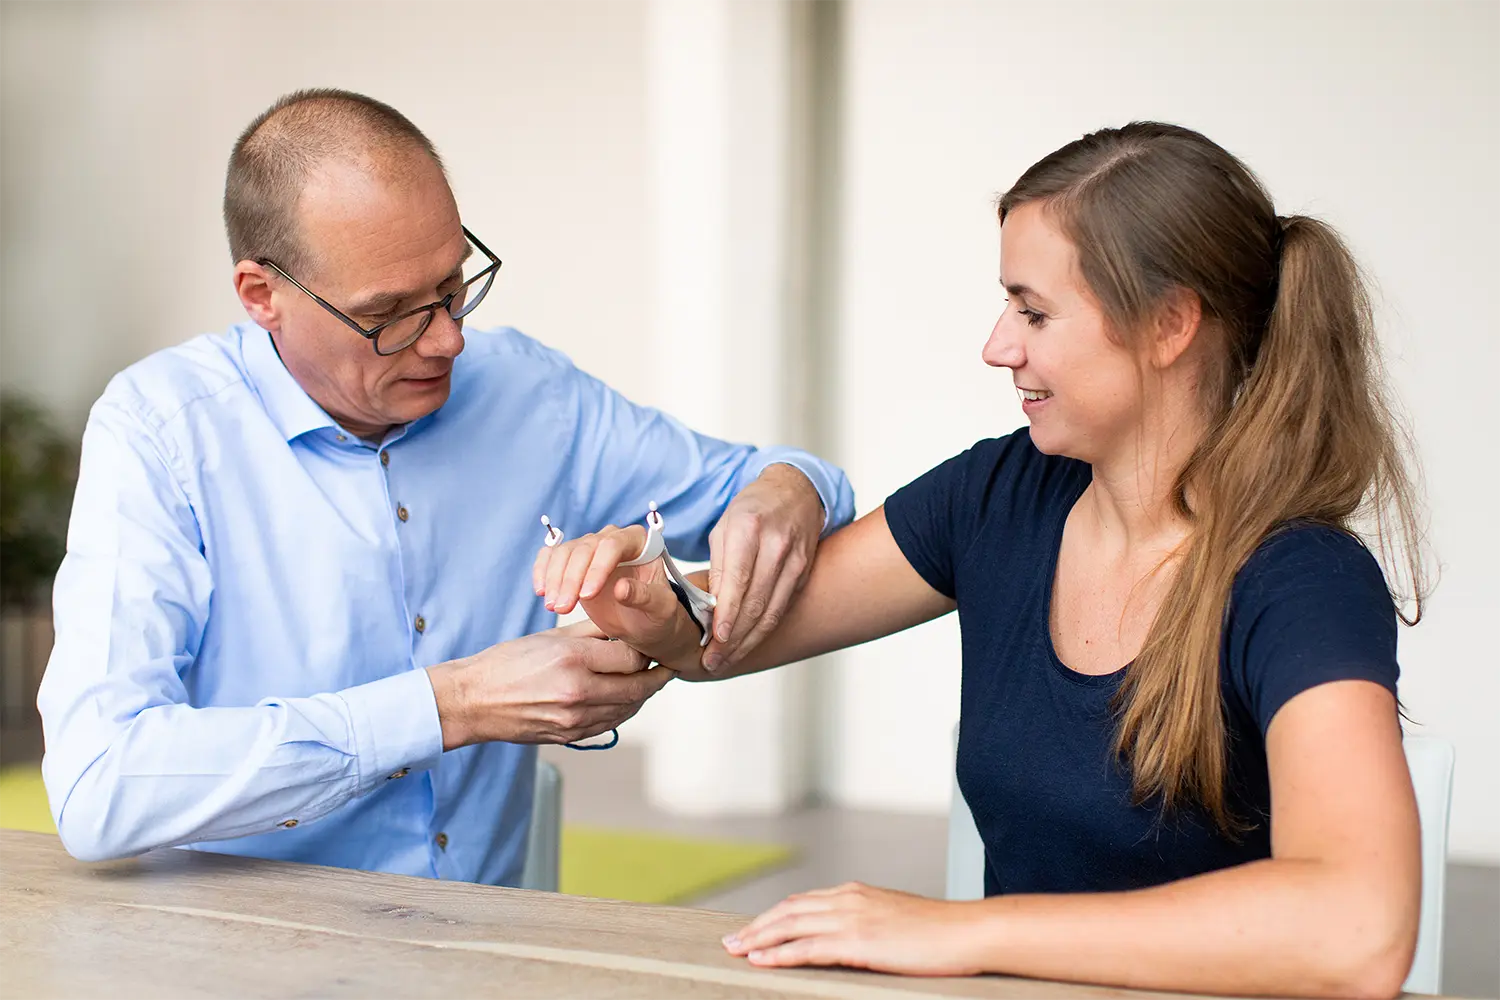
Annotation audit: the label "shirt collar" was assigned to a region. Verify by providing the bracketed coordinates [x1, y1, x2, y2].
[241, 325, 340, 443]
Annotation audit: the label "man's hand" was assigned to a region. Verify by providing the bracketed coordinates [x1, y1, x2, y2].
[704, 464, 823, 671]
[426, 621, 672, 750]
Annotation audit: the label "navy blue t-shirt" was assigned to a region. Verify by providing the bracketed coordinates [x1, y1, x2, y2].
[885, 429, 1399, 897]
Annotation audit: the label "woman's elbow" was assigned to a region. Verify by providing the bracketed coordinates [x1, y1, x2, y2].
[1318, 891, 1419, 999]
[1342, 935, 1417, 1000]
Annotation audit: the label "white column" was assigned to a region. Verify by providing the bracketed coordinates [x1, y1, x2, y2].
[639, 0, 818, 815]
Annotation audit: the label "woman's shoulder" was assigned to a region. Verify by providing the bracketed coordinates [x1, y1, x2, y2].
[1223, 521, 1401, 734]
[1234, 521, 1392, 606]
[882, 428, 1087, 599]
[932, 426, 1090, 513]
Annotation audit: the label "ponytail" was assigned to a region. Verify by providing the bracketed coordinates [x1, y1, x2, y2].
[1116, 214, 1425, 827]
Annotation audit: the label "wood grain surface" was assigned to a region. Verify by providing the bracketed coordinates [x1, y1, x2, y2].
[0, 830, 1304, 999]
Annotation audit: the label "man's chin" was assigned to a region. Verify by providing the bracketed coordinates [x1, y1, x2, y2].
[390, 372, 452, 417]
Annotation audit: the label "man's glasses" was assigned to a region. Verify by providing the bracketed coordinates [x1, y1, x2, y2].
[259, 226, 501, 356]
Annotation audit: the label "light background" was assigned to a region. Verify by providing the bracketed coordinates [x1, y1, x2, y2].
[2, 0, 1495, 861]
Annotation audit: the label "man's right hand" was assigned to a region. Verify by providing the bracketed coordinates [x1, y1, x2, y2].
[426, 621, 672, 750]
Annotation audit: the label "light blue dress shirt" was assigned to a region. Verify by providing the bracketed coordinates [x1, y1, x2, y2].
[38, 323, 854, 885]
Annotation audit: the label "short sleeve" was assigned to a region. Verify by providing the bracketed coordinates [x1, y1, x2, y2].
[1224, 525, 1400, 735]
[884, 440, 1002, 600]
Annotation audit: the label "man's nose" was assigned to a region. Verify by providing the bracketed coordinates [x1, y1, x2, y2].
[417, 309, 466, 360]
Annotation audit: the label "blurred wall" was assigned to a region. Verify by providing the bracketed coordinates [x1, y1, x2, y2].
[0, 0, 655, 423]
[828, 0, 1499, 861]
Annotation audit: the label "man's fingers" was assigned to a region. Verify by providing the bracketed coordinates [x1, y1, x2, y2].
[722, 539, 786, 655]
[573, 636, 651, 676]
[577, 664, 674, 708]
[707, 523, 726, 596]
[612, 663, 674, 700]
[708, 523, 758, 647]
[725, 554, 801, 666]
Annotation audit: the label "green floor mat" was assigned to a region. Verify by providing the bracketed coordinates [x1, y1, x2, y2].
[561, 824, 793, 905]
[0, 764, 54, 833]
[0, 765, 792, 904]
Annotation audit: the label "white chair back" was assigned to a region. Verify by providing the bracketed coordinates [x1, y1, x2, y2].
[944, 726, 1455, 994]
[1402, 735, 1455, 995]
[520, 757, 563, 892]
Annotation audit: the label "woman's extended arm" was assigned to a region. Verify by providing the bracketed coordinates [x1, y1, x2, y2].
[724, 678, 1421, 999]
[534, 506, 955, 679]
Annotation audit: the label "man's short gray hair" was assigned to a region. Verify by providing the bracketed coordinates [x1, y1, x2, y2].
[223, 88, 445, 275]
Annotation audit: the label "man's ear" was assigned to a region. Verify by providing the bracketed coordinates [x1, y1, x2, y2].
[233, 261, 281, 333]
[1149, 286, 1203, 370]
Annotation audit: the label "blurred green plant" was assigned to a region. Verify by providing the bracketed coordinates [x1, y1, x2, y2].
[0, 395, 77, 607]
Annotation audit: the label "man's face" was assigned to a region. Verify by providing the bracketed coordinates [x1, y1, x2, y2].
[264, 154, 471, 440]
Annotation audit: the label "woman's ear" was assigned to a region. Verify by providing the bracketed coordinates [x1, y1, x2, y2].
[1149, 286, 1204, 370]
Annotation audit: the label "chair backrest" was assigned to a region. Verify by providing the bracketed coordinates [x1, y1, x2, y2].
[944, 726, 1455, 994]
[520, 757, 562, 892]
[1402, 735, 1455, 995]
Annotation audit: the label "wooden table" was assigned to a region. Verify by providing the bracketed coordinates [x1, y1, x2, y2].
[0, 829, 1218, 999]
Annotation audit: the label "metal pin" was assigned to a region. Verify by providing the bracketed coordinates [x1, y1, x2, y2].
[541, 514, 563, 547]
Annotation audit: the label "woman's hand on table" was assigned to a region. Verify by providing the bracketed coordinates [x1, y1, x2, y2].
[722, 882, 986, 976]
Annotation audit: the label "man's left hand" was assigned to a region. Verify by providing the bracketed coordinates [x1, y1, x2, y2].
[703, 464, 823, 672]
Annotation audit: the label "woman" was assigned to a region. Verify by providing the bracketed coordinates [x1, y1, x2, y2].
[535, 122, 1426, 998]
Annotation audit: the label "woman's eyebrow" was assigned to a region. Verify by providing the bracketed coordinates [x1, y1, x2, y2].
[1001, 279, 1055, 310]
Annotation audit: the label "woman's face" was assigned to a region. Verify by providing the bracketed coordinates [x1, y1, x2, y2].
[983, 201, 1145, 464]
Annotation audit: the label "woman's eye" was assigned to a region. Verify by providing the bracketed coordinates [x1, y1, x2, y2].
[1020, 309, 1047, 328]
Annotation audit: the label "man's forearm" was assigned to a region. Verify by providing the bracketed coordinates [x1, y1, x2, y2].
[43, 670, 440, 861]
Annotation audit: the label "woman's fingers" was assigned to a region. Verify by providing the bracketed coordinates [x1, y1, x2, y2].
[545, 536, 596, 613]
[726, 912, 846, 957]
[580, 526, 647, 600]
[540, 542, 564, 599]
[538, 527, 651, 613]
[728, 891, 842, 950]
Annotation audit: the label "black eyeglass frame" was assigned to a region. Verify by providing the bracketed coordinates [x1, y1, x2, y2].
[258, 226, 502, 356]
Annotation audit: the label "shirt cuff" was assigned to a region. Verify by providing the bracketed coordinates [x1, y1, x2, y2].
[746, 450, 857, 536]
[340, 668, 444, 794]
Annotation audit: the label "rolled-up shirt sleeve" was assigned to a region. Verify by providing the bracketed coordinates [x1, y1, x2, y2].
[559, 361, 855, 558]
[38, 401, 442, 863]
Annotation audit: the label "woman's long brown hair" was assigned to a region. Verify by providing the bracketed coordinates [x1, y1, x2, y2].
[998, 123, 1427, 830]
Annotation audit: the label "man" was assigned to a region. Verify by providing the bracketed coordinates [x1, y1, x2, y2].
[37, 89, 853, 886]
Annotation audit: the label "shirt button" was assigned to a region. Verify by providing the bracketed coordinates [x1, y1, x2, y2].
[434, 832, 449, 850]
[387, 767, 410, 780]
[279, 819, 299, 829]
[414, 615, 426, 633]
[380, 451, 390, 467]
[397, 505, 409, 522]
